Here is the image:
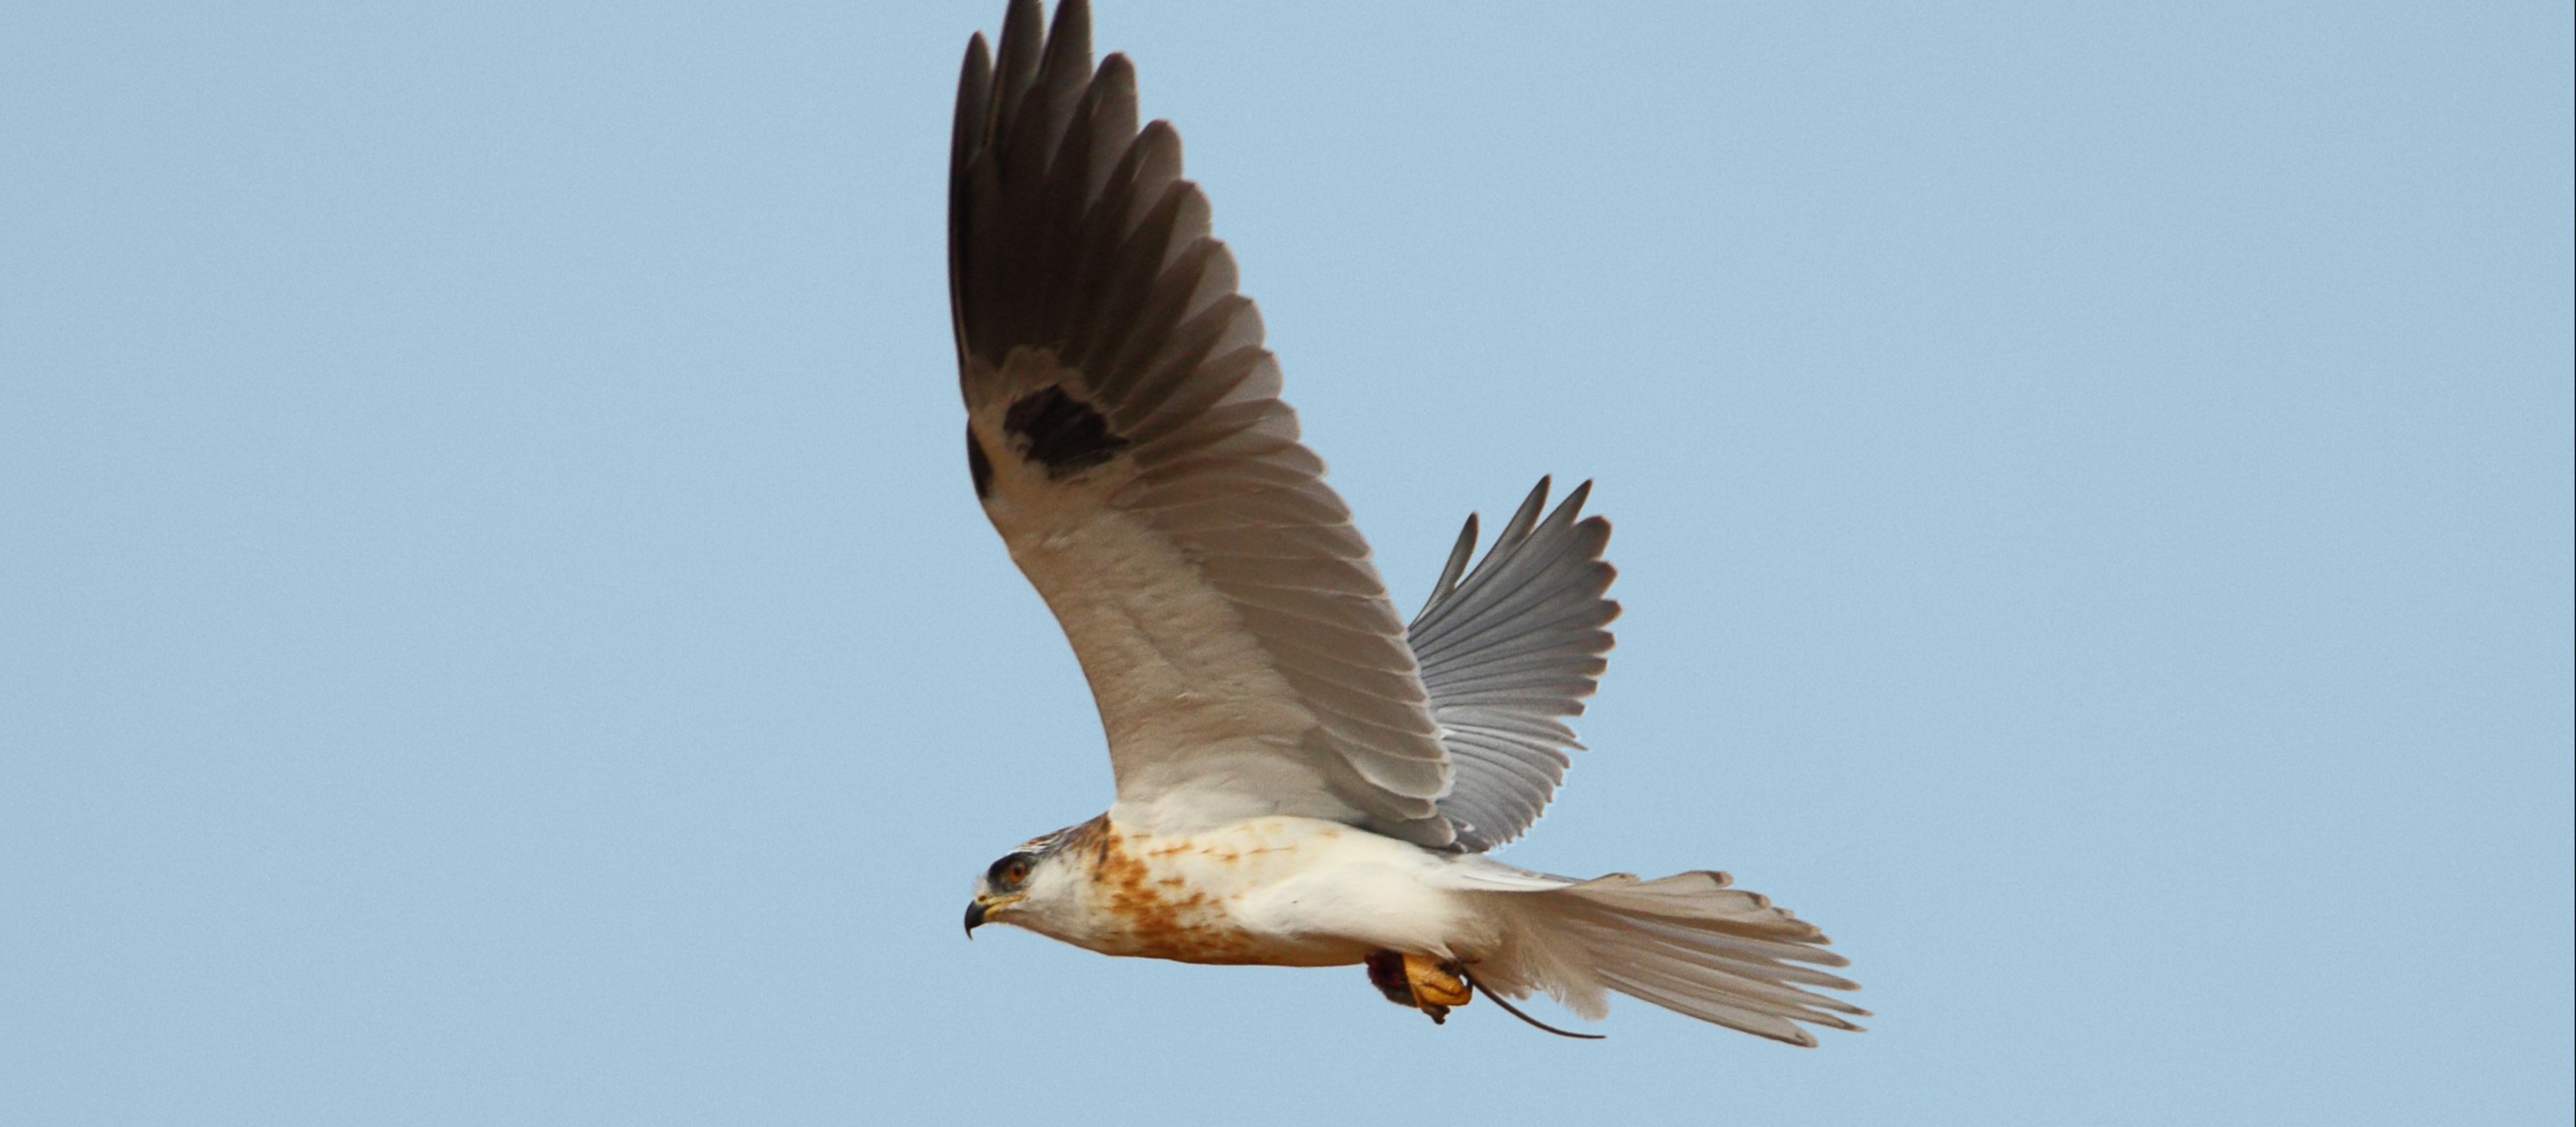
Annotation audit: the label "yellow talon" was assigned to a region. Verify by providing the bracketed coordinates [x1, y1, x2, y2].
[1364, 951, 1474, 1024]
[1404, 953, 1473, 1009]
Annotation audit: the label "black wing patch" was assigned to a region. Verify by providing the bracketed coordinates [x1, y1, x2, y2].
[1003, 384, 1128, 476]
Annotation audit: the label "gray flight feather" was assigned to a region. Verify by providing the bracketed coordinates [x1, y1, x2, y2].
[1408, 478, 1620, 851]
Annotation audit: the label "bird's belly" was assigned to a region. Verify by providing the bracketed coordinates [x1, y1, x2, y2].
[1067, 818, 1432, 967]
[1087, 919, 1364, 967]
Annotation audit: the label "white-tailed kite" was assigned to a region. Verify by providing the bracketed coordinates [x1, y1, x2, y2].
[950, 0, 1863, 1044]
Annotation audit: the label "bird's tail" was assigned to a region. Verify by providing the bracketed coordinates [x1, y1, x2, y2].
[1471, 869, 1866, 1044]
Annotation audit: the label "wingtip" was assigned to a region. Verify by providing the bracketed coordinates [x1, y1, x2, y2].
[1563, 477, 1594, 511]
[1000, 0, 1044, 51]
[1050, 0, 1091, 40]
[1040, 0, 1094, 75]
[1521, 475, 1553, 511]
[1423, 511, 1479, 609]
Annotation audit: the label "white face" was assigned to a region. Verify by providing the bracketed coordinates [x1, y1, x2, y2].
[963, 837, 1082, 939]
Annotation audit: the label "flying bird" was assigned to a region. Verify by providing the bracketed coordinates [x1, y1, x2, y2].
[948, 0, 1864, 1044]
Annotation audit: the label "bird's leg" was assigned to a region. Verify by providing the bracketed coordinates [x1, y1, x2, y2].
[1403, 953, 1472, 1022]
[1363, 951, 1417, 1008]
[1361, 951, 1473, 1024]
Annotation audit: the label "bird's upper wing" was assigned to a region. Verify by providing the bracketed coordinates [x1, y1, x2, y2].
[1410, 479, 1619, 851]
[949, 0, 1453, 846]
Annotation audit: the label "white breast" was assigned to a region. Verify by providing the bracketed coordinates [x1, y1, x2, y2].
[1054, 817, 1481, 967]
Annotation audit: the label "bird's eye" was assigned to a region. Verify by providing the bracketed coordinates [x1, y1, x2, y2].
[988, 853, 1034, 887]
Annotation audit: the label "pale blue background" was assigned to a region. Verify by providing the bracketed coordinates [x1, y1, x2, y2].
[5, 2, 2569, 1124]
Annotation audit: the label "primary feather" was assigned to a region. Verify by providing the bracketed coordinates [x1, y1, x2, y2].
[1411, 479, 1619, 850]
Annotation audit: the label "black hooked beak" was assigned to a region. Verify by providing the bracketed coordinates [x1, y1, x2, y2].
[963, 899, 986, 937]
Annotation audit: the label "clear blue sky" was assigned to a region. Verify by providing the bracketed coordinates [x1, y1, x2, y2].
[5, 2, 2569, 1124]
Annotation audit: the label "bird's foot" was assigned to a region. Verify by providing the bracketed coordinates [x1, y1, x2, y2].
[1405, 953, 1472, 1011]
[1363, 951, 1472, 1024]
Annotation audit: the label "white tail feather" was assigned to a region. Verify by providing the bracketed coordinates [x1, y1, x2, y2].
[1472, 870, 1866, 1045]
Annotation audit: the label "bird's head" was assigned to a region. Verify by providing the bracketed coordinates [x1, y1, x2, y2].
[964, 821, 1093, 939]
